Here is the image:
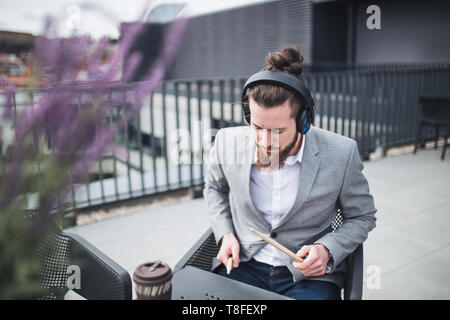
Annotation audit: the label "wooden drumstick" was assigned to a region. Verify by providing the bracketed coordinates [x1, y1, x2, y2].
[250, 227, 304, 263]
[226, 256, 233, 274]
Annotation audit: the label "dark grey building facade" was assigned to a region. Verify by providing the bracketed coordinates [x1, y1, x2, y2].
[352, 0, 450, 63]
[167, 0, 313, 79]
[155, 0, 450, 80]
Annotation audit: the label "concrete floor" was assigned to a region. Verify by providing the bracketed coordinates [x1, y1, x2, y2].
[361, 146, 450, 299]
[64, 145, 450, 300]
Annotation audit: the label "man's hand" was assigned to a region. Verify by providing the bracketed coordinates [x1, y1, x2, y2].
[292, 244, 330, 277]
[217, 232, 240, 268]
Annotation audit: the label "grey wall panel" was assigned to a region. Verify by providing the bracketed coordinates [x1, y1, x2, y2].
[312, 1, 347, 62]
[166, 0, 313, 80]
[354, 0, 450, 63]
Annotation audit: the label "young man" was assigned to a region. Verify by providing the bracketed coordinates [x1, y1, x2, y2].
[203, 45, 377, 300]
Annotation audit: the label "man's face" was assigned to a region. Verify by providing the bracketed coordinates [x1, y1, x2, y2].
[248, 96, 300, 171]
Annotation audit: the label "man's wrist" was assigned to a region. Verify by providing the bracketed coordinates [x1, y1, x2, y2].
[223, 232, 235, 239]
[314, 243, 334, 274]
[314, 242, 333, 260]
[221, 232, 235, 243]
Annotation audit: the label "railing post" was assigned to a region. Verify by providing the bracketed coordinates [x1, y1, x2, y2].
[150, 91, 158, 192]
[174, 81, 182, 186]
[197, 80, 204, 182]
[162, 82, 169, 189]
[186, 81, 193, 185]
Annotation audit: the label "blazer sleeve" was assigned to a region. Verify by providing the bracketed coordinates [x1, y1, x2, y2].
[203, 129, 235, 244]
[314, 140, 377, 272]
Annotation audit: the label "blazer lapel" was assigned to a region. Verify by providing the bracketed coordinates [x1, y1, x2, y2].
[274, 128, 321, 228]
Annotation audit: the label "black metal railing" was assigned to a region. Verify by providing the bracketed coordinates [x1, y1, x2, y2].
[1, 62, 449, 211]
[302, 63, 450, 155]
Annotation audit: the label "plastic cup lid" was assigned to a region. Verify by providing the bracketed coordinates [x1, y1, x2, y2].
[133, 260, 173, 286]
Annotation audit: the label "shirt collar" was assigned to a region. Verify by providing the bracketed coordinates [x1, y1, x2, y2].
[253, 134, 305, 165]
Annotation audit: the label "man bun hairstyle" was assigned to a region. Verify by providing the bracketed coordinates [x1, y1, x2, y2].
[264, 44, 304, 79]
[247, 45, 305, 119]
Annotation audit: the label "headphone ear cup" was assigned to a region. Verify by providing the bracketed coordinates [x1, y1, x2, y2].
[303, 115, 309, 134]
[296, 108, 307, 134]
[296, 108, 313, 134]
[302, 109, 313, 134]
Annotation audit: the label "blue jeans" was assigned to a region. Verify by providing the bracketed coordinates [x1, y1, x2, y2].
[216, 258, 341, 300]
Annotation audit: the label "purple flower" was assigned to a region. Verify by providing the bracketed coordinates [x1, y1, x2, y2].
[0, 7, 189, 298]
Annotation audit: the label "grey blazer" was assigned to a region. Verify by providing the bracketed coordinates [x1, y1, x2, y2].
[203, 125, 377, 288]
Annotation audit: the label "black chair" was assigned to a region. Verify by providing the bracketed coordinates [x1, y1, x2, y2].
[174, 210, 364, 300]
[414, 95, 450, 160]
[36, 227, 132, 300]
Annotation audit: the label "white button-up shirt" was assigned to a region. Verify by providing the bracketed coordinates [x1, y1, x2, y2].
[250, 135, 305, 266]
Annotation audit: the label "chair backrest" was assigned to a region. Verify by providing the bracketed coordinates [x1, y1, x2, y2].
[20, 209, 132, 299]
[24, 225, 130, 299]
[419, 96, 450, 121]
[182, 229, 219, 272]
[36, 227, 72, 299]
[35, 229, 132, 300]
[65, 232, 132, 300]
[344, 243, 363, 300]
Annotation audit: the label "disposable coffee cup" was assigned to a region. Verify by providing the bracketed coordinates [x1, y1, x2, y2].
[133, 260, 173, 300]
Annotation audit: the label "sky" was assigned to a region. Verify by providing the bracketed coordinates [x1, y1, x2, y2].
[0, 0, 272, 39]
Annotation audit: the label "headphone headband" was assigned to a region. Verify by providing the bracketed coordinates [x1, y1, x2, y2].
[241, 71, 315, 109]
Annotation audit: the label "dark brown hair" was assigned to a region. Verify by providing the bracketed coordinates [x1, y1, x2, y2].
[248, 45, 305, 118]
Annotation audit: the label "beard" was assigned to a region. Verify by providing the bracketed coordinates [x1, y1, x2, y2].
[256, 131, 299, 171]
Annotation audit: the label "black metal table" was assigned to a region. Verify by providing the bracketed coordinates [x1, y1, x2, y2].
[171, 266, 292, 300]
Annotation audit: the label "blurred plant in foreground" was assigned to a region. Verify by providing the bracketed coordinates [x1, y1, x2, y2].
[0, 9, 188, 299]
